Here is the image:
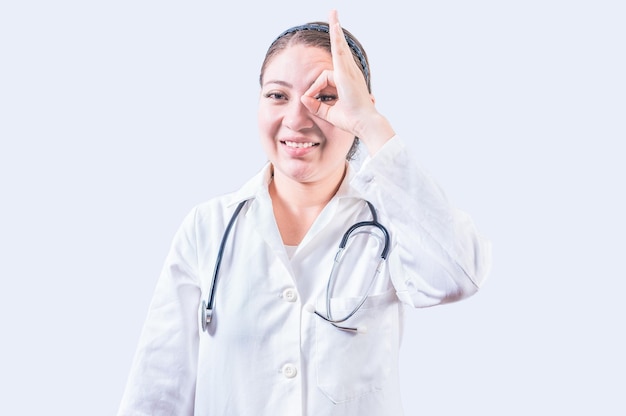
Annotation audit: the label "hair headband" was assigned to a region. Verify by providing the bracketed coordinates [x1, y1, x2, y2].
[272, 23, 370, 89]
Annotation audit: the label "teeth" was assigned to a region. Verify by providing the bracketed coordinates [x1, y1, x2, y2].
[284, 141, 317, 148]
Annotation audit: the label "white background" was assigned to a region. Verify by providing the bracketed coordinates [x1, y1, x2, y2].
[1, 0, 624, 414]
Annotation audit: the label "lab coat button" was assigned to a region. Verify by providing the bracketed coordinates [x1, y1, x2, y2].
[282, 288, 297, 302]
[282, 363, 297, 379]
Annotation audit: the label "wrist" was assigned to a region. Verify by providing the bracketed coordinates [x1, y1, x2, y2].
[355, 113, 395, 155]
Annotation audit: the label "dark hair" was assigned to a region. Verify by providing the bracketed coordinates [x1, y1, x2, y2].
[259, 22, 371, 160]
[260, 22, 371, 93]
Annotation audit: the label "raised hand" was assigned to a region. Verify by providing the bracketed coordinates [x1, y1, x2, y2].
[301, 9, 395, 154]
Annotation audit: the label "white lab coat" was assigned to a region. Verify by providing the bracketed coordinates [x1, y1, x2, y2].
[117, 136, 491, 416]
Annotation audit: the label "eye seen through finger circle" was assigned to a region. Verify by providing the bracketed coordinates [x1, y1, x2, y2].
[315, 94, 338, 104]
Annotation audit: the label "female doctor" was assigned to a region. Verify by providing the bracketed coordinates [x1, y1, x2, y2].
[118, 9, 491, 416]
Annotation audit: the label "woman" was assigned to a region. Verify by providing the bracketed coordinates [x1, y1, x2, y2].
[118, 10, 491, 416]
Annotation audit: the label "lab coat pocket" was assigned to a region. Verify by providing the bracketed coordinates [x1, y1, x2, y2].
[314, 289, 397, 404]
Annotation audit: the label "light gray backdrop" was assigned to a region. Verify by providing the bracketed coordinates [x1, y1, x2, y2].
[1, 0, 624, 414]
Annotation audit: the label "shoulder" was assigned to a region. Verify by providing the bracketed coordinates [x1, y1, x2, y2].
[185, 162, 273, 227]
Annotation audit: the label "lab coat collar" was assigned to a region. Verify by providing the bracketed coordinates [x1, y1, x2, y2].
[224, 161, 364, 258]
[225, 163, 273, 208]
[335, 161, 364, 201]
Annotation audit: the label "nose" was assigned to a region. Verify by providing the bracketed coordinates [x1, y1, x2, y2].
[283, 99, 314, 131]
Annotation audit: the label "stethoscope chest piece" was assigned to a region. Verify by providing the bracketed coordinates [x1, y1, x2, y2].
[201, 300, 213, 332]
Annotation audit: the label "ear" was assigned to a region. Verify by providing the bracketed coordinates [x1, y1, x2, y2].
[370, 94, 376, 105]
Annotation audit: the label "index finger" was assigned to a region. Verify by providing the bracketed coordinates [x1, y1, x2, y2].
[328, 10, 354, 72]
[328, 10, 369, 89]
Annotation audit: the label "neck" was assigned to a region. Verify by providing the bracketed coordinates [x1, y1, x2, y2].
[269, 164, 347, 245]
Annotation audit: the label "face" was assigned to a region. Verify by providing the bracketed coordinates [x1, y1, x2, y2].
[258, 44, 355, 185]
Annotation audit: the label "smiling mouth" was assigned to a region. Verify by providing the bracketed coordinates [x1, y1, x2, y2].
[282, 140, 320, 149]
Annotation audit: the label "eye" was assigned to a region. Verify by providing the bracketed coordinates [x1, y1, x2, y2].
[315, 94, 338, 103]
[264, 91, 288, 101]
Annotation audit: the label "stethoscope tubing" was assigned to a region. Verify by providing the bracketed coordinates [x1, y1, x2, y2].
[202, 199, 390, 334]
[202, 199, 247, 330]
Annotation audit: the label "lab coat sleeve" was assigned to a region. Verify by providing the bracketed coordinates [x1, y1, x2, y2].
[117, 208, 201, 416]
[351, 136, 491, 307]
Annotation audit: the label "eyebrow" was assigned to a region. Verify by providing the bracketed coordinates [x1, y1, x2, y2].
[262, 80, 293, 88]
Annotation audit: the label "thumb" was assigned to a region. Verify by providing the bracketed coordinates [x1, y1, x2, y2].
[300, 95, 331, 121]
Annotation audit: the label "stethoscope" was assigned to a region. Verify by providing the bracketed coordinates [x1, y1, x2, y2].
[201, 199, 390, 334]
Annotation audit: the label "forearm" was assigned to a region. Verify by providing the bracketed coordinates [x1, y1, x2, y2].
[351, 136, 491, 306]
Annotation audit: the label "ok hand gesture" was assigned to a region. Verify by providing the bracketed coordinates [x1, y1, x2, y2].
[301, 9, 395, 154]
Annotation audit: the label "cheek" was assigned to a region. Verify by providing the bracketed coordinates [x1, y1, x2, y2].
[322, 125, 355, 153]
[257, 105, 281, 137]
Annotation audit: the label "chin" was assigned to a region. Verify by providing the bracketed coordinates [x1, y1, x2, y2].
[275, 162, 316, 183]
